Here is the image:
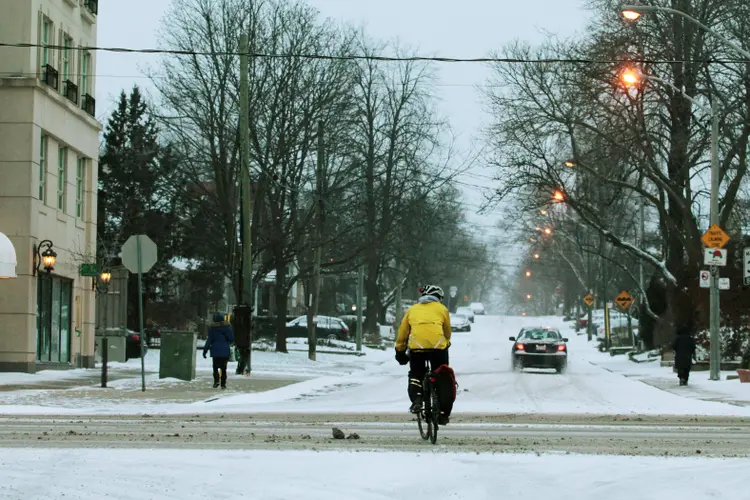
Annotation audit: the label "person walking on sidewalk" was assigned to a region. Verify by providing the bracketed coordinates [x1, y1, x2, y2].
[234, 307, 253, 376]
[673, 322, 697, 386]
[203, 313, 235, 389]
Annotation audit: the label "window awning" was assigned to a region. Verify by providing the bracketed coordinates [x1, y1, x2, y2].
[0, 232, 17, 279]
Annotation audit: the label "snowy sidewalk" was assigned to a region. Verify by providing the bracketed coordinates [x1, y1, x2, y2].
[0, 341, 389, 414]
[572, 324, 750, 408]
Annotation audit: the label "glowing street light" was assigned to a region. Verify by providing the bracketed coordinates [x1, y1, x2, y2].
[621, 9, 641, 21]
[535, 226, 542, 231]
[540, 209, 548, 215]
[544, 227, 552, 235]
[620, 68, 642, 87]
[564, 160, 575, 168]
[525, 270, 532, 278]
[533, 253, 540, 259]
[526, 294, 532, 300]
[553, 190, 565, 202]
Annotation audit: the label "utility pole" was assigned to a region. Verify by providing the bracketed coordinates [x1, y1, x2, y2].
[708, 100, 721, 381]
[239, 33, 253, 373]
[308, 121, 325, 361]
[356, 257, 364, 352]
[638, 191, 646, 351]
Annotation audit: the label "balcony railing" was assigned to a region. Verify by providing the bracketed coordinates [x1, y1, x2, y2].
[82, 94, 96, 117]
[42, 64, 59, 91]
[84, 0, 98, 15]
[64, 80, 79, 104]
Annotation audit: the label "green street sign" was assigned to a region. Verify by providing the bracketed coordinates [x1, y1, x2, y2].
[80, 263, 99, 277]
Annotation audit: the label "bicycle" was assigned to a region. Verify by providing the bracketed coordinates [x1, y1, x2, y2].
[415, 359, 442, 445]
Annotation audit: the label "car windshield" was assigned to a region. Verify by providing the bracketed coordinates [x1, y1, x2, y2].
[451, 314, 466, 320]
[457, 308, 471, 314]
[521, 329, 560, 341]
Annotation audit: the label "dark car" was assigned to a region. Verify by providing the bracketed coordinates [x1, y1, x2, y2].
[509, 327, 568, 373]
[286, 315, 351, 341]
[125, 331, 148, 360]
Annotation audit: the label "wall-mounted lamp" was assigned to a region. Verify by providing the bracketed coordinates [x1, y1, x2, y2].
[93, 269, 112, 293]
[32, 240, 57, 276]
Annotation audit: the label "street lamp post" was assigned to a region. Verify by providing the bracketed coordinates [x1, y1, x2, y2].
[618, 3, 743, 381]
[621, 67, 722, 380]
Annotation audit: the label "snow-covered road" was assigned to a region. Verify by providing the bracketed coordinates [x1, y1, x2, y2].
[200, 315, 750, 417]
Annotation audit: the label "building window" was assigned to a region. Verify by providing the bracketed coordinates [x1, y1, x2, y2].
[39, 134, 47, 202]
[80, 52, 90, 99]
[57, 146, 67, 211]
[36, 276, 72, 363]
[41, 17, 52, 67]
[62, 35, 72, 82]
[76, 157, 85, 218]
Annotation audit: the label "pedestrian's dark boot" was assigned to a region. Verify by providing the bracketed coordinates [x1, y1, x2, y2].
[679, 379, 686, 386]
[438, 413, 450, 426]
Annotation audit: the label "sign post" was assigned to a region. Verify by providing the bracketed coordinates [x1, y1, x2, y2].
[614, 291, 634, 348]
[583, 293, 594, 341]
[701, 224, 730, 381]
[744, 247, 750, 287]
[122, 235, 158, 392]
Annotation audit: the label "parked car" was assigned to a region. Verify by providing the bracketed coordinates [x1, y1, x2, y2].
[456, 306, 475, 323]
[509, 326, 568, 373]
[450, 313, 471, 332]
[125, 331, 148, 360]
[470, 302, 486, 315]
[285, 315, 351, 341]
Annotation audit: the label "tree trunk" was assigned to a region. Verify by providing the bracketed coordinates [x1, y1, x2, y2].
[274, 265, 288, 353]
[364, 254, 381, 341]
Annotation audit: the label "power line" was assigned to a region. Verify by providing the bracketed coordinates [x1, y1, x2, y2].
[1, 41, 748, 64]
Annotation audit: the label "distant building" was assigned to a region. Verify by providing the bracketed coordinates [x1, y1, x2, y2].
[0, 0, 100, 372]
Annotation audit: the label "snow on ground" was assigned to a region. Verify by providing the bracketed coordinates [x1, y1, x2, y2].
[0, 367, 97, 387]
[0, 448, 743, 500]
[3, 315, 750, 416]
[584, 335, 750, 407]
[200, 315, 750, 416]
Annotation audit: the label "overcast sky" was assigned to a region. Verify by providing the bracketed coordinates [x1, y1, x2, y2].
[96, 0, 593, 266]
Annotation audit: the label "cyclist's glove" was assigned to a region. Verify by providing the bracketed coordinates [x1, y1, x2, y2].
[395, 349, 409, 365]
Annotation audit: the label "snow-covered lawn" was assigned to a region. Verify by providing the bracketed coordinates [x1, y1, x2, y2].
[0, 448, 743, 500]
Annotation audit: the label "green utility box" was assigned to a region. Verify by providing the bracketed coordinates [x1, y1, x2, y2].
[95, 329, 128, 363]
[159, 330, 197, 381]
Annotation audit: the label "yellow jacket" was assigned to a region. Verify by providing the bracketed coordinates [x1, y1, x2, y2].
[395, 299, 451, 351]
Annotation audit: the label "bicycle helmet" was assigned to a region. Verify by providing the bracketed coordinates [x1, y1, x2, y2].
[420, 284, 444, 300]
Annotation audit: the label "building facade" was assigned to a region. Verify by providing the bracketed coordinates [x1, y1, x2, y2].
[0, 0, 100, 372]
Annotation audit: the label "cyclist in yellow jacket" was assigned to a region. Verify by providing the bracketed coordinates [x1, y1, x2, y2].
[395, 284, 452, 424]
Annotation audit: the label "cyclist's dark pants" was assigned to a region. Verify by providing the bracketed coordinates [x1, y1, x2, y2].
[408, 349, 450, 413]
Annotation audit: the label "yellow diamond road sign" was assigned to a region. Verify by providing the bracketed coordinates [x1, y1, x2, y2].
[615, 290, 634, 310]
[701, 224, 730, 249]
[583, 294, 594, 307]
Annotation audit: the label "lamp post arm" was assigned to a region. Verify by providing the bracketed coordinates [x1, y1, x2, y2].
[622, 4, 750, 60]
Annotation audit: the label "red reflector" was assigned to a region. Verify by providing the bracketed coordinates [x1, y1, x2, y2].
[430, 378, 436, 383]
[131, 335, 139, 341]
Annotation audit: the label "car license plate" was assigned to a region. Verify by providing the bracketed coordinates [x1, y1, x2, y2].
[536, 345, 547, 351]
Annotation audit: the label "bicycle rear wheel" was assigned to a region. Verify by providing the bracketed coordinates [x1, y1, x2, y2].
[429, 384, 440, 445]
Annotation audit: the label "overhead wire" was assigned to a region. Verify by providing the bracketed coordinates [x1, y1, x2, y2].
[1, 41, 748, 64]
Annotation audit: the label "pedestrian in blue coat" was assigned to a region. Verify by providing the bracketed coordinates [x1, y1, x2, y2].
[203, 313, 235, 389]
